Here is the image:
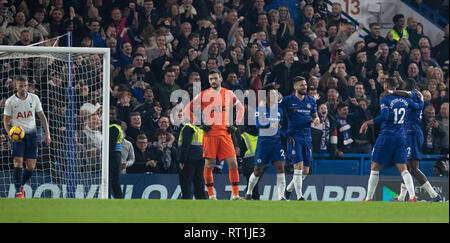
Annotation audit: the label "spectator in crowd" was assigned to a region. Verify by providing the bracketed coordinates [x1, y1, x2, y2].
[77, 113, 102, 171]
[311, 103, 338, 157]
[154, 68, 181, 110]
[437, 102, 449, 155]
[149, 128, 179, 174]
[433, 158, 449, 177]
[127, 134, 158, 173]
[119, 127, 135, 175]
[422, 105, 446, 154]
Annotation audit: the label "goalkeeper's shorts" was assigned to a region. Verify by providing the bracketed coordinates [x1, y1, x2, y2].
[203, 134, 236, 162]
[12, 131, 38, 159]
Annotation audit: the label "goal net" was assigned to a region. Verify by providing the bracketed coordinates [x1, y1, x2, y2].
[0, 45, 110, 199]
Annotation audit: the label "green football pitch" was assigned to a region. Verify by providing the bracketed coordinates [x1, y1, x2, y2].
[0, 198, 448, 223]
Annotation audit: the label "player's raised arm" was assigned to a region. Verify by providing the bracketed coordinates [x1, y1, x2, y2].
[37, 111, 51, 146]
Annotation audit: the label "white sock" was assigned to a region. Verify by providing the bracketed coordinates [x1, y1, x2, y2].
[276, 173, 286, 200]
[397, 183, 407, 201]
[246, 173, 260, 196]
[292, 170, 303, 199]
[287, 177, 295, 192]
[421, 181, 438, 198]
[366, 170, 379, 200]
[401, 170, 416, 199]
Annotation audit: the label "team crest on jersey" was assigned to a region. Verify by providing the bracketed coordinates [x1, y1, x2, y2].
[307, 104, 311, 109]
[257, 159, 262, 164]
[292, 150, 296, 155]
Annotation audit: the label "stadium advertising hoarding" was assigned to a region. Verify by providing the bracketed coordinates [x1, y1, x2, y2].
[0, 173, 448, 201]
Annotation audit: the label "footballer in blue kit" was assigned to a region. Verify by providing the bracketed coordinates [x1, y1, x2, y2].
[390, 79, 441, 202]
[360, 77, 422, 202]
[245, 89, 287, 200]
[280, 77, 320, 200]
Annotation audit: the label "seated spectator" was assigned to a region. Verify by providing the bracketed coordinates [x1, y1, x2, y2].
[127, 134, 158, 173]
[422, 105, 446, 154]
[437, 102, 449, 155]
[149, 128, 179, 174]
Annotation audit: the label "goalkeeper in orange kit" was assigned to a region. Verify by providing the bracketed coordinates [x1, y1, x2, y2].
[183, 69, 245, 200]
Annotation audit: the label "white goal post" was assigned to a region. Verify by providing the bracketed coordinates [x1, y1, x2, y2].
[0, 45, 110, 199]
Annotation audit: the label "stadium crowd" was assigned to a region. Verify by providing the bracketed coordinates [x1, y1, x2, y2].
[0, 0, 448, 176]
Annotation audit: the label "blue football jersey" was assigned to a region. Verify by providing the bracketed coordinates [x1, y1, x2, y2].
[374, 94, 424, 137]
[280, 94, 317, 140]
[255, 105, 283, 140]
[406, 91, 423, 135]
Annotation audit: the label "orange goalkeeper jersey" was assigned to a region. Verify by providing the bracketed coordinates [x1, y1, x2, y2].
[183, 87, 244, 137]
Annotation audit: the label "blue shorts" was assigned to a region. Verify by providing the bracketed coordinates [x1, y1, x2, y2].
[11, 131, 38, 159]
[287, 138, 312, 167]
[406, 133, 423, 160]
[371, 135, 407, 165]
[254, 139, 286, 166]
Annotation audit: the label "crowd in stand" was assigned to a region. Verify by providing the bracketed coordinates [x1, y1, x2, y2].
[0, 0, 448, 175]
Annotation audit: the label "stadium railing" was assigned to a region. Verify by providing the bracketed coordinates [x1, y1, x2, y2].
[401, 0, 449, 30]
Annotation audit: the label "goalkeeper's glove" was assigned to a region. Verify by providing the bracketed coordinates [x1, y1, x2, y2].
[199, 124, 212, 132]
[226, 125, 238, 134]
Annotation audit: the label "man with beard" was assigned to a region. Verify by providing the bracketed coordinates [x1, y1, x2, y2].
[281, 77, 320, 200]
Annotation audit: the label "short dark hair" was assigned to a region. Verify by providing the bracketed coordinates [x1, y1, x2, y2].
[403, 78, 417, 91]
[369, 23, 380, 28]
[385, 77, 399, 89]
[208, 68, 222, 77]
[293, 76, 306, 84]
[14, 75, 28, 83]
[393, 14, 405, 23]
[336, 101, 348, 110]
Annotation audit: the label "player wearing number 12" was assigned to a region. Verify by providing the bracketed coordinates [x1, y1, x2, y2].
[360, 77, 423, 201]
[3, 76, 51, 198]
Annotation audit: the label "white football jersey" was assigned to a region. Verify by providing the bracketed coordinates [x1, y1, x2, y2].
[3, 92, 43, 132]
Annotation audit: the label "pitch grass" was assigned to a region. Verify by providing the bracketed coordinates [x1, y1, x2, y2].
[0, 198, 448, 223]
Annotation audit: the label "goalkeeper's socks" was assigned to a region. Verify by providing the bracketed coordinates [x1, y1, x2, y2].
[21, 169, 33, 185]
[13, 167, 23, 193]
[204, 166, 215, 197]
[229, 168, 240, 197]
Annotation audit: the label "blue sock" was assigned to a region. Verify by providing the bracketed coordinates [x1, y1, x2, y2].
[13, 167, 23, 193]
[21, 169, 33, 185]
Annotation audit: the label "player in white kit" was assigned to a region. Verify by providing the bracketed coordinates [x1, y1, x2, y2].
[3, 76, 51, 198]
